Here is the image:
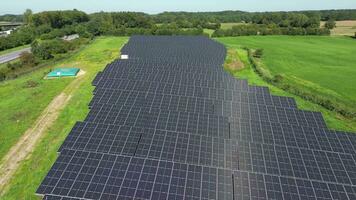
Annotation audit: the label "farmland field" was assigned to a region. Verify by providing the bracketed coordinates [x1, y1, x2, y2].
[218, 36, 356, 131]
[0, 37, 128, 199]
[220, 22, 245, 29]
[321, 20, 356, 36]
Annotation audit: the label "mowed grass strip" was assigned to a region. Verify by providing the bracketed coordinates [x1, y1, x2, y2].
[0, 37, 128, 199]
[218, 36, 356, 132]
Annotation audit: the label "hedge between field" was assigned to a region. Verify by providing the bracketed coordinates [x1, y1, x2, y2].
[245, 48, 356, 119]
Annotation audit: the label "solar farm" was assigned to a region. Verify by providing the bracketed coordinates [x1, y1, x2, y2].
[36, 36, 356, 199]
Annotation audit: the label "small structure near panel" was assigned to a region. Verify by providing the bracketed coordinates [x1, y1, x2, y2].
[121, 54, 129, 59]
[47, 68, 80, 78]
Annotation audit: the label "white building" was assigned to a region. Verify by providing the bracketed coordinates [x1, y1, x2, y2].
[0, 30, 13, 37]
[61, 34, 80, 41]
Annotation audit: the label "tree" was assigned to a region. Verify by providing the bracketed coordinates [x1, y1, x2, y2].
[23, 9, 33, 24]
[324, 20, 336, 29]
[31, 41, 53, 60]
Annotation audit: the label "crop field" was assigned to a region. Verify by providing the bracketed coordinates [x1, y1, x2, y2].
[218, 36, 356, 131]
[0, 37, 128, 199]
[220, 22, 245, 29]
[321, 20, 356, 36]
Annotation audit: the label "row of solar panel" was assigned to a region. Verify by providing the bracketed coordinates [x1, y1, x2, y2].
[92, 81, 282, 106]
[90, 88, 297, 110]
[61, 120, 356, 156]
[103, 59, 232, 72]
[59, 121, 356, 185]
[38, 149, 356, 200]
[121, 36, 227, 64]
[101, 63, 238, 80]
[85, 103, 326, 133]
[88, 90, 302, 122]
[93, 72, 271, 94]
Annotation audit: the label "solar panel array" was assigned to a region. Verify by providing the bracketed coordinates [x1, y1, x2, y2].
[37, 35, 356, 200]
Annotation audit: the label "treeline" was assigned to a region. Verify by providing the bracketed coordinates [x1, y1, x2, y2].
[0, 26, 36, 50]
[2, 9, 356, 25]
[31, 10, 89, 28]
[212, 24, 330, 37]
[1, 9, 356, 51]
[0, 10, 208, 51]
[152, 9, 356, 24]
[0, 14, 23, 22]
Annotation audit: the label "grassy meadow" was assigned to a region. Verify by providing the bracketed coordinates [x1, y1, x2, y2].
[0, 37, 128, 199]
[218, 36, 356, 131]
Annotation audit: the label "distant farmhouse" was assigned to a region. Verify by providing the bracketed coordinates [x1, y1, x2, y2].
[61, 34, 80, 41]
[0, 29, 13, 37]
[0, 22, 22, 37]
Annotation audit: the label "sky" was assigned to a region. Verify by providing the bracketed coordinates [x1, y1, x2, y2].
[1, 0, 356, 15]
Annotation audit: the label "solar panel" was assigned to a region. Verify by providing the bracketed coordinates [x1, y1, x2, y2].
[37, 36, 356, 200]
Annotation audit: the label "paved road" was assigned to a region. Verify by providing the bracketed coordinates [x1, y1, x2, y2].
[0, 47, 31, 64]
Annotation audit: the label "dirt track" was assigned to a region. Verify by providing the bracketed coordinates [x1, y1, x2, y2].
[0, 93, 72, 193]
[0, 71, 86, 194]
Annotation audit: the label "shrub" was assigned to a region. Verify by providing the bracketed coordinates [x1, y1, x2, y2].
[273, 74, 284, 83]
[23, 80, 39, 88]
[7, 62, 22, 71]
[19, 52, 37, 67]
[324, 20, 336, 29]
[253, 49, 264, 58]
[0, 72, 6, 81]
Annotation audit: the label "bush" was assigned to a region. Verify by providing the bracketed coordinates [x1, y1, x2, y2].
[0, 72, 6, 81]
[253, 49, 264, 58]
[19, 52, 37, 67]
[7, 62, 22, 71]
[31, 41, 53, 60]
[31, 39, 68, 60]
[23, 80, 39, 88]
[324, 20, 336, 29]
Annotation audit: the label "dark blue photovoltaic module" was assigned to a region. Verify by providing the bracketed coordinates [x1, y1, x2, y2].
[37, 36, 356, 200]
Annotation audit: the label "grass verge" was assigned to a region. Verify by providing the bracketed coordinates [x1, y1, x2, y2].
[0, 37, 128, 199]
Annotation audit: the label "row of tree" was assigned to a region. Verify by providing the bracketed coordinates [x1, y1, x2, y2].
[3, 9, 356, 24]
[152, 10, 356, 24]
[1, 9, 355, 51]
[212, 24, 330, 37]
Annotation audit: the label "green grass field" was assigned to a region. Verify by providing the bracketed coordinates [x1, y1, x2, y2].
[0, 37, 128, 199]
[217, 36, 356, 131]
